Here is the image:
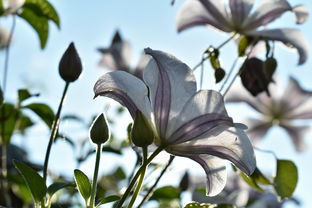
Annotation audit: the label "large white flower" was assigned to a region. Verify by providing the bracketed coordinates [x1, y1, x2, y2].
[176, 0, 309, 64]
[94, 48, 256, 196]
[226, 77, 312, 152]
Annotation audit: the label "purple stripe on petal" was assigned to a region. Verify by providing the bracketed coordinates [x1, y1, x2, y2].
[96, 90, 138, 118]
[168, 113, 233, 144]
[145, 49, 172, 138]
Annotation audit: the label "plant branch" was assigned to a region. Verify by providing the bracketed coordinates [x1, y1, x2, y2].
[90, 144, 102, 207]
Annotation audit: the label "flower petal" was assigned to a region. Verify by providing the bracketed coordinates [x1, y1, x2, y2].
[179, 154, 227, 196]
[143, 48, 196, 139]
[94, 71, 152, 120]
[281, 77, 312, 119]
[176, 0, 233, 33]
[243, 0, 294, 30]
[280, 124, 309, 152]
[167, 90, 233, 144]
[167, 126, 256, 175]
[246, 29, 308, 65]
[246, 118, 271, 143]
[98, 41, 132, 71]
[292, 5, 309, 24]
[229, 0, 254, 27]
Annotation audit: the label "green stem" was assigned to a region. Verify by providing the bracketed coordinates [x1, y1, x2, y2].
[115, 146, 163, 208]
[219, 56, 239, 93]
[137, 155, 175, 208]
[43, 82, 70, 183]
[89, 144, 102, 207]
[193, 33, 237, 71]
[126, 147, 148, 208]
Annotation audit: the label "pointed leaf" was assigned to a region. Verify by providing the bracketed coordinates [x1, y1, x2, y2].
[23, 0, 60, 26]
[47, 182, 75, 197]
[23, 103, 55, 128]
[13, 160, 47, 203]
[18, 89, 32, 104]
[240, 171, 264, 192]
[274, 160, 298, 198]
[18, 7, 49, 49]
[151, 186, 181, 201]
[96, 195, 120, 207]
[251, 168, 272, 185]
[214, 68, 225, 83]
[16, 114, 34, 134]
[74, 169, 91, 201]
[0, 103, 19, 144]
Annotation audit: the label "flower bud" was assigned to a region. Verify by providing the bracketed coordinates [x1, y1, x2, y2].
[59, 42, 82, 82]
[89, 113, 110, 145]
[131, 111, 154, 147]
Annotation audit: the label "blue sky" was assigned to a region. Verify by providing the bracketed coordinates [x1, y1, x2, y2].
[1, 0, 312, 207]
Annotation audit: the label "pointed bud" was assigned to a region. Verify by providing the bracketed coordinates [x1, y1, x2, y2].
[59, 42, 82, 82]
[131, 111, 154, 147]
[89, 113, 110, 145]
[179, 171, 189, 191]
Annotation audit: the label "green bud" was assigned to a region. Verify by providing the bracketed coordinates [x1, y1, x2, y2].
[59, 42, 82, 82]
[89, 113, 110, 145]
[179, 171, 189, 191]
[131, 111, 154, 147]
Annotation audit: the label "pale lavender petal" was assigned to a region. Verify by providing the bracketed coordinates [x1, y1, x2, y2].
[143, 48, 196, 139]
[98, 41, 132, 71]
[133, 53, 151, 79]
[281, 77, 312, 119]
[243, 0, 292, 30]
[246, 118, 271, 143]
[94, 71, 152, 121]
[167, 90, 233, 143]
[246, 29, 308, 65]
[176, 0, 233, 33]
[292, 5, 309, 24]
[167, 126, 256, 175]
[280, 124, 309, 152]
[229, 0, 254, 27]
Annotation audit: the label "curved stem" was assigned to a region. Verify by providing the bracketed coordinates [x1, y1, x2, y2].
[192, 33, 237, 71]
[43, 82, 70, 182]
[115, 146, 163, 208]
[137, 155, 175, 208]
[1, 15, 16, 96]
[126, 147, 148, 208]
[89, 144, 102, 207]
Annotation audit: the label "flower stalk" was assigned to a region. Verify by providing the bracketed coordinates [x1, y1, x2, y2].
[89, 144, 103, 208]
[43, 82, 70, 182]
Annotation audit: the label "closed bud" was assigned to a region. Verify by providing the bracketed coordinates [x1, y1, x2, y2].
[89, 113, 110, 145]
[131, 111, 154, 147]
[59, 42, 82, 82]
[179, 171, 189, 191]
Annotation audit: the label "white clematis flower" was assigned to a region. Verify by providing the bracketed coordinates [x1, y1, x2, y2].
[94, 48, 256, 196]
[226, 77, 312, 152]
[176, 0, 309, 65]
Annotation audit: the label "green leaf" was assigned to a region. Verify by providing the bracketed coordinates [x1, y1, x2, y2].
[251, 168, 272, 185]
[18, 89, 32, 104]
[151, 186, 181, 201]
[19, 7, 49, 49]
[47, 182, 75, 197]
[23, 0, 60, 26]
[16, 114, 34, 134]
[96, 195, 120, 207]
[13, 160, 47, 203]
[0, 87, 3, 105]
[274, 160, 298, 198]
[74, 169, 91, 202]
[0, 103, 19, 144]
[23, 103, 55, 128]
[240, 171, 264, 192]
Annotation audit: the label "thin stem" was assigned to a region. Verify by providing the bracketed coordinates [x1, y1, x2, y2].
[0, 15, 17, 208]
[89, 144, 102, 208]
[1, 15, 16, 96]
[126, 147, 148, 208]
[137, 155, 175, 208]
[254, 147, 278, 159]
[115, 146, 163, 208]
[192, 33, 237, 71]
[43, 82, 70, 182]
[219, 57, 239, 93]
[199, 55, 204, 89]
